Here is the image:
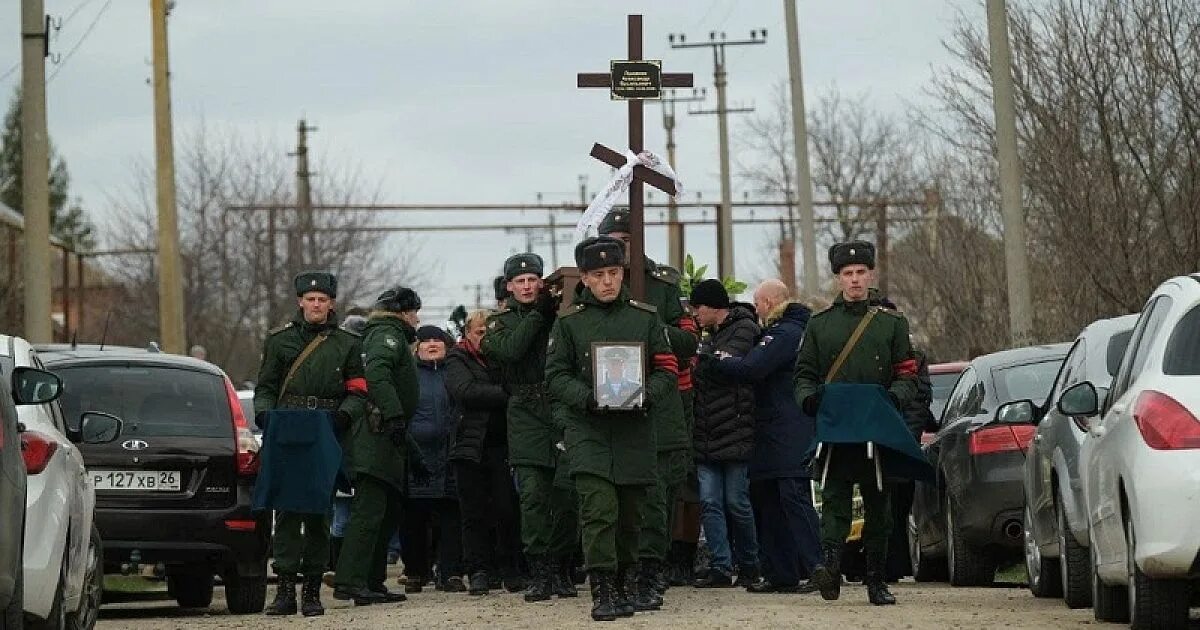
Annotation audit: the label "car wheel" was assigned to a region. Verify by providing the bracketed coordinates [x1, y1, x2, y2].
[1055, 494, 1091, 609]
[168, 573, 214, 609]
[908, 512, 947, 582]
[944, 494, 995, 587]
[1090, 524, 1128, 623]
[1125, 518, 1189, 629]
[65, 526, 102, 630]
[1024, 504, 1062, 598]
[223, 570, 266, 615]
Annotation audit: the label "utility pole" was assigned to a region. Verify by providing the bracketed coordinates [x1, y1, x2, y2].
[655, 87, 707, 270]
[670, 28, 768, 279]
[292, 118, 317, 267]
[20, 0, 51, 342]
[151, 0, 186, 354]
[783, 1, 818, 296]
[987, 0, 1034, 346]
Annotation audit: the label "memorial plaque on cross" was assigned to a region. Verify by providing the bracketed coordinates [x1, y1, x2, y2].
[576, 14, 693, 300]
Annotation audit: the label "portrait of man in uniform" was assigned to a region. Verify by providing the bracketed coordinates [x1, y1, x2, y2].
[592, 343, 645, 409]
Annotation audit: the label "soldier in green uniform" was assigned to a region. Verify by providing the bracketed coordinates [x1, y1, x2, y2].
[480, 253, 579, 602]
[545, 236, 679, 622]
[793, 241, 919, 606]
[598, 211, 698, 605]
[332, 287, 424, 606]
[254, 271, 368, 617]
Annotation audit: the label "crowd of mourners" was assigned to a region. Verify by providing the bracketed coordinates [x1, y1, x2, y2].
[250, 209, 931, 622]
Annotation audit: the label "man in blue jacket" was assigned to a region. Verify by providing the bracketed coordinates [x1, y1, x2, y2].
[709, 279, 822, 593]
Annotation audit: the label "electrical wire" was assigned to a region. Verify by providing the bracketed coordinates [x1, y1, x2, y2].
[47, 0, 114, 84]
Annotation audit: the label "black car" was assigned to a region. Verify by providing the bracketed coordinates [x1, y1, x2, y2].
[1, 364, 74, 630]
[37, 344, 269, 615]
[908, 344, 1068, 586]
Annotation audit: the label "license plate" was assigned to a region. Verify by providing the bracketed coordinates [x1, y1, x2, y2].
[92, 470, 181, 492]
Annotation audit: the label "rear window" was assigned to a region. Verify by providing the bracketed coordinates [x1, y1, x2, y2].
[930, 372, 961, 418]
[1106, 329, 1134, 377]
[993, 359, 1063, 404]
[56, 365, 231, 438]
[1163, 305, 1200, 375]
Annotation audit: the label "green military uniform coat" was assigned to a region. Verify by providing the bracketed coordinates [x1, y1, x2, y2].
[481, 297, 558, 467]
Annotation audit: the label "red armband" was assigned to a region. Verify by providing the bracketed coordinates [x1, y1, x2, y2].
[653, 353, 680, 376]
[344, 377, 368, 395]
[892, 359, 918, 378]
[677, 317, 698, 335]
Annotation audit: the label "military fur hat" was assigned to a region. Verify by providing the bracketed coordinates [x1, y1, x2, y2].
[602, 346, 632, 362]
[294, 271, 337, 298]
[340, 314, 368, 335]
[598, 210, 631, 235]
[575, 236, 626, 272]
[374, 286, 421, 313]
[493, 275, 510, 302]
[828, 240, 876, 273]
[503, 253, 544, 281]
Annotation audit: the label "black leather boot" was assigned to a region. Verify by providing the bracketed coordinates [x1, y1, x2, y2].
[368, 582, 408, 603]
[264, 574, 297, 615]
[613, 564, 636, 617]
[810, 542, 843, 601]
[468, 570, 490, 596]
[300, 576, 324, 617]
[588, 571, 619, 622]
[634, 560, 664, 611]
[553, 557, 579, 598]
[523, 556, 554, 602]
[865, 552, 897, 606]
[667, 541, 696, 587]
[739, 564, 767, 592]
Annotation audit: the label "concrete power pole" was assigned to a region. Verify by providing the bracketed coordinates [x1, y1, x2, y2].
[656, 88, 707, 270]
[671, 29, 768, 279]
[784, 0, 819, 296]
[20, 0, 52, 342]
[986, 0, 1034, 346]
[293, 118, 317, 267]
[150, 0, 186, 353]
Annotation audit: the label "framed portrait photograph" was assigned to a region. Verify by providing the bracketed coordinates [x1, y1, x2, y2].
[591, 342, 646, 410]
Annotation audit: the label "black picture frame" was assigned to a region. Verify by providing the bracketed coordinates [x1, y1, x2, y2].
[591, 342, 646, 410]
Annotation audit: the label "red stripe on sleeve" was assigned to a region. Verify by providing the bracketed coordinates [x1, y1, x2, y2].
[892, 359, 918, 378]
[344, 377, 369, 395]
[653, 353, 680, 376]
[678, 317, 698, 335]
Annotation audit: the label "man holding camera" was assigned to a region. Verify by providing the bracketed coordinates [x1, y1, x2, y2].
[481, 253, 579, 603]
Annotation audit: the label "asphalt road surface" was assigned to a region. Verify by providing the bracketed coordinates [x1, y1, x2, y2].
[97, 575, 1196, 630]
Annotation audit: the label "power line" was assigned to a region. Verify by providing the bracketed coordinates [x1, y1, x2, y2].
[63, 0, 100, 26]
[48, 0, 114, 84]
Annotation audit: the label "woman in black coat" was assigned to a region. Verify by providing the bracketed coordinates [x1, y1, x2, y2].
[446, 309, 523, 595]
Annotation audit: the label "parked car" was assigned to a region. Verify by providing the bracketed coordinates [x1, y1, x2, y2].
[1, 336, 121, 630]
[37, 344, 268, 615]
[1063, 274, 1200, 628]
[1020, 315, 1137, 607]
[235, 390, 261, 448]
[908, 344, 1068, 586]
[929, 361, 970, 422]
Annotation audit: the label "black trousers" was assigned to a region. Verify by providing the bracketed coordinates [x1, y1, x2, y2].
[750, 477, 823, 587]
[886, 480, 915, 579]
[454, 446, 522, 575]
[400, 497, 463, 581]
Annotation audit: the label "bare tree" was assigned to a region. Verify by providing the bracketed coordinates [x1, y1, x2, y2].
[97, 124, 424, 382]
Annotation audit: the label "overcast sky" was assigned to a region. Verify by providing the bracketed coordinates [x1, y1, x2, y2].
[1, 0, 982, 324]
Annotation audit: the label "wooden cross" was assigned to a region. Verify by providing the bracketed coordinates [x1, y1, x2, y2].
[577, 14, 693, 300]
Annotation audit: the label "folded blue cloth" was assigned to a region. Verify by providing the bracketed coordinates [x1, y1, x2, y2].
[812, 383, 934, 482]
[252, 409, 343, 514]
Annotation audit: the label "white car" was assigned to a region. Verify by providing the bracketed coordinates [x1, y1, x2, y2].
[1064, 274, 1200, 628]
[3, 336, 120, 630]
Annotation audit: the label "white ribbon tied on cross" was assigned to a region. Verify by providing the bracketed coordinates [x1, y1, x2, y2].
[574, 149, 683, 243]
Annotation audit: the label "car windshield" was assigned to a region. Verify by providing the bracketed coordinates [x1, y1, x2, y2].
[930, 371, 961, 418]
[1163, 305, 1200, 375]
[993, 359, 1064, 404]
[55, 365, 230, 438]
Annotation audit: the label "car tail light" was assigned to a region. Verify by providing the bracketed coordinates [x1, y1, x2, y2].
[969, 425, 1036, 456]
[1133, 390, 1200, 450]
[224, 519, 257, 532]
[224, 378, 259, 476]
[21, 431, 59, 474]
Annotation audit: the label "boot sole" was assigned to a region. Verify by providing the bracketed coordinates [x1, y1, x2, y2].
[810, 567, 841, 601]
[591, 614, 618, 621]
[523, 595, 553, 602]
[301, 610, 324, 617]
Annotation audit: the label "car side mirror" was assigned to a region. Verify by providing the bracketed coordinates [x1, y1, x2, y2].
[995, 399, 1035, 425]
[79, 412, 122, 445]
[12, 366, 63, 406]
[1057, 382, 1099, 417]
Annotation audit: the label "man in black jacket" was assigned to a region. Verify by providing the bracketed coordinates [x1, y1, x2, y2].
[688, 279, 763, 589]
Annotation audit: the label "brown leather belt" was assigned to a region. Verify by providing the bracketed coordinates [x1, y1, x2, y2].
[280, 394, 340, 410]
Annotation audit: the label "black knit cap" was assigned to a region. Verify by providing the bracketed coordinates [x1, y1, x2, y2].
[503, 253, 544, 281]
[416, 325, 453, 345]
[598, 210, 631, 235]
[374, 286, 421, 313]
[294, 271, 337, 298]
[828, 240, 876, 273]
[574, 236, 626, 272]
[689, 279, 730, 309]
